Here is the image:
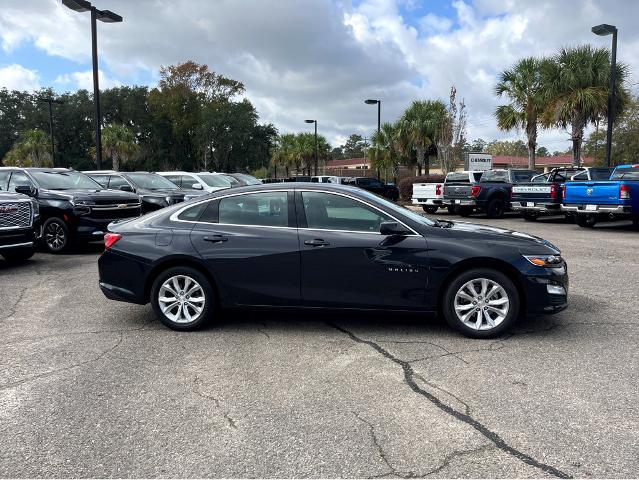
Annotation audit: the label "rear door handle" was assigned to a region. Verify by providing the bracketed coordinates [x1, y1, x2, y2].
[304, 238, 330, 247]
[203, 234, 228, 243]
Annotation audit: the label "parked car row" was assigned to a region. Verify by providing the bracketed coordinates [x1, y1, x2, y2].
[0, 167, 264, 256]
[412, 165, 638, 228]
[264, 175, 400, 200]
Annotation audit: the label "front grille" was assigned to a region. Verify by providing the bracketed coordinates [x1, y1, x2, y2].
[0, 202, 32, 229]
[89, 204, 141, 220]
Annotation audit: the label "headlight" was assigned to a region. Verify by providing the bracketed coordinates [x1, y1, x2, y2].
[71, 199, 95, 206]
[523, 255, 563, 267]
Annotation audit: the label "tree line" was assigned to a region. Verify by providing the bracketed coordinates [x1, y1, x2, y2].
[0, 61, 277, 173]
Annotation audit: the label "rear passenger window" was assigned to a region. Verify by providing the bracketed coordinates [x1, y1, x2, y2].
[218, 192, 288, 227]
[178, 202, 208, 221]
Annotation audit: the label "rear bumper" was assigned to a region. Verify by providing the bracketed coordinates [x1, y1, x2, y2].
[511, 202, 561, 213]
[412, 198, 444, 205]
[98, 249, 149, 304]
[443, 199, 477, 206]
[561, 204, 632, 215]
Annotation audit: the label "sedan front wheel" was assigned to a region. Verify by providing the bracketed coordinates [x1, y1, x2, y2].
[443, 268, 519, 338]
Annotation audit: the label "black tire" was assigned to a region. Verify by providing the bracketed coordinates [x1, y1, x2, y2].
[447, 205, 457, 215]
[422, 205, 439, 214]
[442, 268, 520, 339]
[42, 217, 70, 253]
[522, 211, 539, 222]
[150, 266, 215, 331]
[575, 215, 597, 228]
[458, 206, 473, 217]
[485, 197, 506, 219]
[1, 247, 35, 264]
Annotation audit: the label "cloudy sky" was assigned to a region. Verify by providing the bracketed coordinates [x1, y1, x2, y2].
[0, 0, 638, 151]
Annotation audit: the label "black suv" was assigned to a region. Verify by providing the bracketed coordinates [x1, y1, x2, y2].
[85, 171, 207, 213]
[0, 191, 39, 263]
[345, 177, 399, 201]
[0, 168, 141, 253]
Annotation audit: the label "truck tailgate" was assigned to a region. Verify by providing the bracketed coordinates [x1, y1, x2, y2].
[444, 184, 473, 199]
[412, 183, 442, 199]
[512, 184, 552, 203]
[564, 181, 620, 205]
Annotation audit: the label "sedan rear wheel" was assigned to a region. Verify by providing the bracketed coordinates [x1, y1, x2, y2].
[151, 267, 214, 330]
[443, 269, 519, 338]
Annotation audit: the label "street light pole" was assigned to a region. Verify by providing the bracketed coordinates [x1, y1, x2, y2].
[365, 99, 381, 179]
[38, 97, 64, 166]
[305, 119, 318, 176]
[592, 23, 618, 168]
[62, 0, 122, 170]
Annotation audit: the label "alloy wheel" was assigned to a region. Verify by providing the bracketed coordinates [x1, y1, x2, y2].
[158, 275, 206, 324]
[45, 222, 66, 250]
[453, 278, 510, 331]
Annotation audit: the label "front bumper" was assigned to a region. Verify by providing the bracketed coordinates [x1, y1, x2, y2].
[562, 204, 632, 215]
[522, 263, 569, 314]
[0, 228, 35, 250]
[511, 202, 561, 214]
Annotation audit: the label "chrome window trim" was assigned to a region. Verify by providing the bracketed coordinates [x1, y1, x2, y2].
[169, 188, 420, 236]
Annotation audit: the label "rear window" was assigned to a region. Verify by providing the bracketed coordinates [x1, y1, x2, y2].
[590, 168, 614, 180]
[446, 172, 471, 183]
[480, 170, 509, 182]
[611, 168, 639, 181]
[511, 170, 536, 182]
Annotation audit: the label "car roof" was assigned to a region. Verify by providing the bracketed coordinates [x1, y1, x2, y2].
[0, 167, 73, 172]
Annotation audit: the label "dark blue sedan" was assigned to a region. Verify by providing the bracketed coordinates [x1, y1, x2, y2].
[98, 183, 568, 338]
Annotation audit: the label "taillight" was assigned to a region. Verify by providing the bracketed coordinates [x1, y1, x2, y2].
[435, 184, 441, 195]
[104, 233, 122, 249]
[550, 184, 558, 200]
[560, 184, 566, 197]
[471, 185, 481, 197]
[620, 184, 631, 200]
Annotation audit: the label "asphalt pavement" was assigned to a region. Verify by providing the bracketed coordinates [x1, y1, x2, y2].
[1, 212, 638, 478]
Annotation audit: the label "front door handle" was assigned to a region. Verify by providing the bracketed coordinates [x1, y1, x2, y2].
[304, 238, 330, 247]
[203, 234, 228, 243]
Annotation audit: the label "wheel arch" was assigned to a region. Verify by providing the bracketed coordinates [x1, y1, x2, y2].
[436, 257, 527, 315]
[144, 256, 222, 305]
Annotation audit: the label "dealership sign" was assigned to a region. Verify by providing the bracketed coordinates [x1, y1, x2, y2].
[465, 153, 493, 171]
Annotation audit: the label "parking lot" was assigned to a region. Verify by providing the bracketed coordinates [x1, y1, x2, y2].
[1, 213, 637, 478]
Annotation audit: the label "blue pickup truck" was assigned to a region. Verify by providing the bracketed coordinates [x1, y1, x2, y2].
[562, 164, 639, 228]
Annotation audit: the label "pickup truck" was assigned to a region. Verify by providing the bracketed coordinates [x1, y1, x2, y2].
[562, 164, 639, 228]
[444, 169, 537, 218]
[511, 167, 613, 221]
[410, 175, 450, 213]
[344, 177, 400, 201]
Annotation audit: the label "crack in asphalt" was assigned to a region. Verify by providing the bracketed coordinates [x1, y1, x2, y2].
[355, 411, 495, 479]
[0, 332, 123, 392]
[193, 376, 237, 429]
[330, 322, 572, 479]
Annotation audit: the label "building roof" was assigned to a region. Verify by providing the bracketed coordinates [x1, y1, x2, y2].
[492, 155, 595, 166]
[326, 157, 370, 167]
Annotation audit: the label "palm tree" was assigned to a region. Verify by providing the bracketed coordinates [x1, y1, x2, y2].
[541, 45, 628, 166]
[2, 129, 52, 167]
[369, 122, 400, 175]
[271, 133, 296, 177]
[397, 100, 447, 175]
[101, 123, 139, 171]
[494, 57, 544, 170]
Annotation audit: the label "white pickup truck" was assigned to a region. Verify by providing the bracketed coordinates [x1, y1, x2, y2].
[412, 171, 483, 213]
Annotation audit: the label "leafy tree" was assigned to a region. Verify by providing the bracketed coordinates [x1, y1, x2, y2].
[396, 99, 447, 175]
[536, 146, 550, 157]
[3, 128, 52, 167]
[101, 123, 139, 171]
[541, 45, 628, 166]
[494, 57, 545, 169]
[342, 134, 367, 157]
[468, 138, 487, 152]
[486, 139, 528, 156]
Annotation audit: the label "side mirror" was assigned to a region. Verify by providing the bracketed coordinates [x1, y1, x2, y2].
[119, 184, 134, 192]
[15, 185, 36, 197]
[379, 221, 410, 236]
[191, 183, 203, 190]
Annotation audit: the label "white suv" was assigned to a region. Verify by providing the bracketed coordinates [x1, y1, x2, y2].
[156, 172, 233, 193]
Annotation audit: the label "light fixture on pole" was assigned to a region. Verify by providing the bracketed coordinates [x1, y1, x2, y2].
[365, 99, 381, 179]
[38, 97, 64, 167]
[305, 119, 318, 176]
[592, 23, 618, 168]
[62, 0, 122, 169]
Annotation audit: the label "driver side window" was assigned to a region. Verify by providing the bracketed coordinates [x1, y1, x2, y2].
[8, 172, 34, 192]
[301, 192, 393, 233]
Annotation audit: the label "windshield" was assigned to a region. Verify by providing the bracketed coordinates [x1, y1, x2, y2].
[357, 189, 436, 227]
[611, 168, 639, 181]
[31, 170, 103, 190]
[126, 173, 178, 190]
[234, 173, 262, 185]
[198, 174, 232, 188]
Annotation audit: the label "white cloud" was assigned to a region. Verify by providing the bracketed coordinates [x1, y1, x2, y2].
[55, 69, 121, 91]
[0, 63, 40, 90]
[0, 0, 638, 150]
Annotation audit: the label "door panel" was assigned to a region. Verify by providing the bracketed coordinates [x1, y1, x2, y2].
[189, 192, 300, 306]
[297, 191, 429, 309]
